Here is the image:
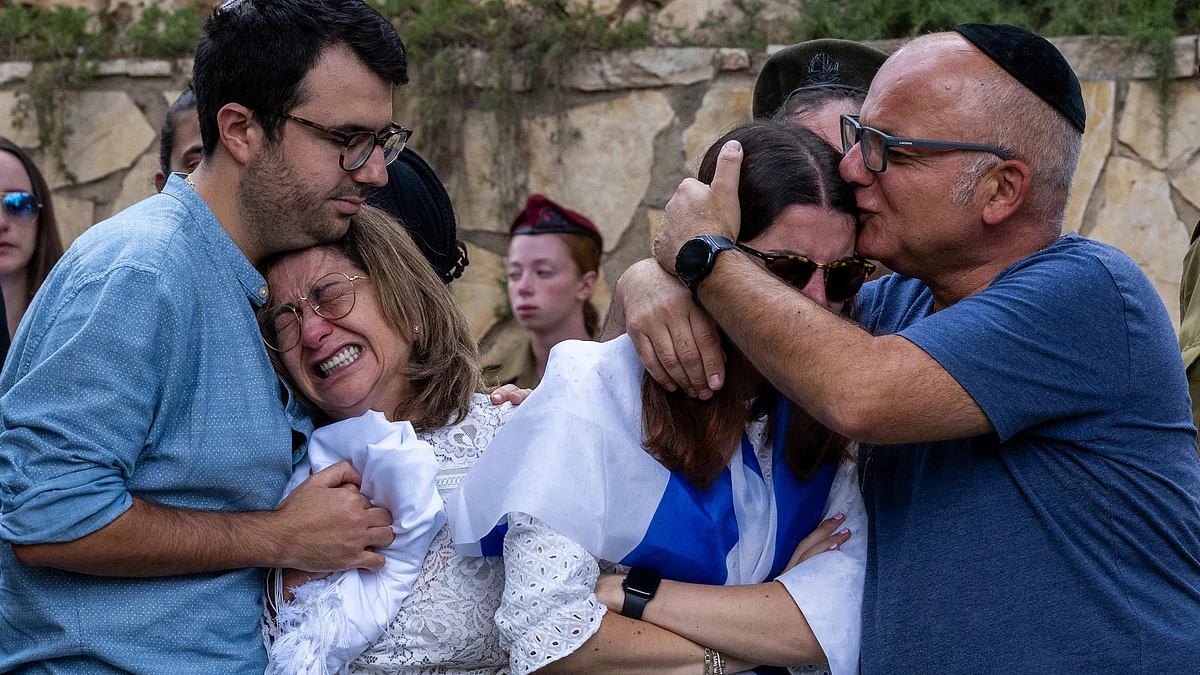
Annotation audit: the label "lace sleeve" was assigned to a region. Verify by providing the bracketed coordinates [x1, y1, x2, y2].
[495, 512, 607, 675]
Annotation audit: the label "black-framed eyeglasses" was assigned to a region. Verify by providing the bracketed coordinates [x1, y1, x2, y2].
[275, 112, 412, 172]
[1, 191, 40, 221]
[840, 114, 1013, 173]
[259, 273, 368, 352]
[737, 243, 875, 303]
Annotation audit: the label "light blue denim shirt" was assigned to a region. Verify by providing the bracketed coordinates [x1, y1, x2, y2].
[0, 174, 312, 673]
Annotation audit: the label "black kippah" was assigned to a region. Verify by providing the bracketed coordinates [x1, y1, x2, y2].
[366, 148, 468, 284]
[954, 23, 1086, 134]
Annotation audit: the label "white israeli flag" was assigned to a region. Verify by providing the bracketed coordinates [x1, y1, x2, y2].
[446, 337, 864, 675]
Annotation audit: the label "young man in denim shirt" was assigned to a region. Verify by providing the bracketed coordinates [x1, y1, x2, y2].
[0, 1, 414, 671]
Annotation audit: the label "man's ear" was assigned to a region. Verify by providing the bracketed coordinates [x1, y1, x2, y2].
[153, 170, 167, 193]
[215, 102, 263, 166]
[981, 159, 1032, 226]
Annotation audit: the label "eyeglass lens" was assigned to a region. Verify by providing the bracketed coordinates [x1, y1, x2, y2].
[766, 259, 868, 303]
[259, 273, 358, 351]
[344, 129, 409, 171]
[2, 191, 39, 220]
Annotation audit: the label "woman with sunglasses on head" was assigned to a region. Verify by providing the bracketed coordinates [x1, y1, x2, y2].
[0, 138, 63, 340]
[448, 120, 872, 675]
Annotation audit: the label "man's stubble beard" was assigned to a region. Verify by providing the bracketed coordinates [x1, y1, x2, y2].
[237, 142, 353, 257]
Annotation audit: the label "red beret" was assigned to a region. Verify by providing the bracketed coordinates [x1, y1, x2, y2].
[510, 194, 603, 249]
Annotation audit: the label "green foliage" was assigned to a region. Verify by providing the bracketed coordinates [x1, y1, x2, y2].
[794, 0, 1186, 151]
[121, 5, 205, 58]
[0, 3, 208, 180]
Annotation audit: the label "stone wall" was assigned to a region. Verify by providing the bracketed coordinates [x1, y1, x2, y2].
[0, 35, 1196, 345]
[433, 36, 1200, 340]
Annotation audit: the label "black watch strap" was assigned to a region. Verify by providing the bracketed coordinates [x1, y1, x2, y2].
[620, 566, 662, 621]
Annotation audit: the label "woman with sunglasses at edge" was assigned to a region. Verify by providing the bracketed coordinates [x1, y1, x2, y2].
[0, 138, 63, 341]
[448, 120, 871, 675]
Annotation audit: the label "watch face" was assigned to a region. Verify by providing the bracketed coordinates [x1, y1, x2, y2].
[676, 238, 712, 280]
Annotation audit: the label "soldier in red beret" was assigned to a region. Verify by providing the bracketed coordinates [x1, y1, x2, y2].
[482, 195, 603, 388]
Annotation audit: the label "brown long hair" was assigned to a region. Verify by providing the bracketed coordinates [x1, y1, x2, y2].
[0, 137, 63, 303]
[261, 205, 482, 432]
[642, 121, 856, 489]
[550, 232, 602, 337]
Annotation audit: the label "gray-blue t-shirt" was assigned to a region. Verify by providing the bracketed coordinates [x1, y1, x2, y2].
[0, 175, 312, 673]
[856, 233, 1200, 674]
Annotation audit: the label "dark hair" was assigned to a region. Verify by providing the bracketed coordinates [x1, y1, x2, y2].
[643, 120, 856, 488]
[773, 86, 866, 127]
[0, 138, 63, 305]
[158, 89, 198, 176]
[192, 0, 408, 157]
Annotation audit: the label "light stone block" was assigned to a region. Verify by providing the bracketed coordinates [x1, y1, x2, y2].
[1117, 80, 1200, 170]
[1052, 35, 1197, 81]
[451, 242, 508, 342]
[111, 151, 161, 215]
[1171, 154, 1200, 212]
[526, 91, 676, 252]
[564, 48, 716, 91]
[715, 49, 750, 71]
[97, 59, 172, 77]
[0, 62, 33, 86]
[655, 0, 735, 35]
[681, 79, 752, 174]
[162, 90, 184, 107]
[1089, 156, 1189, 330]
[1064, 81, 1115, 234]
[52, 194, 96, 247]
[0, 91, 41, 148]
[41, 91, 157, 188]
[445, 110, 503, 234]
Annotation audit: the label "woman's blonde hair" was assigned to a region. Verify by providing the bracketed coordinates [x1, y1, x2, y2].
[261, 205, 482, 432]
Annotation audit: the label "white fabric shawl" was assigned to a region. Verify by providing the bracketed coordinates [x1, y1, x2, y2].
[447, 336, 865, 675]
[265, 411, 446, 675]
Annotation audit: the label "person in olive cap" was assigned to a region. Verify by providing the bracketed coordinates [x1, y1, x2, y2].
[482, 194, 602, 389]
[611, 23, 1200, 674]
[752, 38, 888, 148]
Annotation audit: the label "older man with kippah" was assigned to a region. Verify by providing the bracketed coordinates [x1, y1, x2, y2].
[609, 24, 1200, 674]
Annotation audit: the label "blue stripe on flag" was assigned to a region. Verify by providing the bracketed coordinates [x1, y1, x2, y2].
[621, 468, 738, 585]
[769, 397, 838, 579]
[479, 521, 509, 557]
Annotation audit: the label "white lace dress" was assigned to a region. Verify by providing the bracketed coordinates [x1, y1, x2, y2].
[350, 394, 513, 675]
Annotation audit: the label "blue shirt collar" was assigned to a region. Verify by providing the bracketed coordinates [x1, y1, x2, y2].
[163, 173, 270, 307]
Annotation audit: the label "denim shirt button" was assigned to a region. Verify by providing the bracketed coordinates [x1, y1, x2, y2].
[258, 284, 268, 299]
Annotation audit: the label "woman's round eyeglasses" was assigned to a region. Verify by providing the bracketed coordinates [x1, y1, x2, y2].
[259, 272, 368, 352]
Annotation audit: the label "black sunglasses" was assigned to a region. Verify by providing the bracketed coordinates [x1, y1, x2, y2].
[1, 191, 40, 220]
[737, 243, 875, 303]
[840, 114, 1013, 172]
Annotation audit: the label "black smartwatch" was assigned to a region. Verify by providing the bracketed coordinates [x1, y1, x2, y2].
[675, 235, 737, 296]
[620, 566, 662, 621]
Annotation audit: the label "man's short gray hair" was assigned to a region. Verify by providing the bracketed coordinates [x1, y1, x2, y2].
[950, 71, 1083, 230]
